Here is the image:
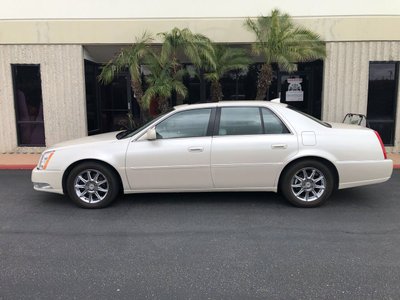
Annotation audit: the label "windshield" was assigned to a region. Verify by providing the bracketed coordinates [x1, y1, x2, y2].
[287, 106, 332, 128]
[116, 110, 173, 140]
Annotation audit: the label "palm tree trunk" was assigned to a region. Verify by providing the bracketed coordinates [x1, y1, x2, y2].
[211, 80, 223, 102]
[256, 63, 273, 100]
[130, 79, 149, 123]
[158, 96, 169, 114]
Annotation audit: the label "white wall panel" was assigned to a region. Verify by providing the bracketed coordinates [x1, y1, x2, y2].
[323, 41, 400, 152]
[1, 17, 400, 45]
[0, 45, 86, 153]
[0, 0, 398, 19]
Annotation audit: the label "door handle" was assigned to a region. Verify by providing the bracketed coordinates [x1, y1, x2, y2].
[188, 146, 204, 152]
[271, 144, 287, 149]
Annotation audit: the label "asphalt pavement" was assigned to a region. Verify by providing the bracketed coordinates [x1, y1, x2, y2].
[0, 170, 399, 299]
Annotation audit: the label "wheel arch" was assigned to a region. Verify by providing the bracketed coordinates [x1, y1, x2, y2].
[277, 156, 339, 191]
[62, 159, 124, 195]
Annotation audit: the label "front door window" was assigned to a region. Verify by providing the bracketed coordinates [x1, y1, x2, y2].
[155, 109, 212, 139]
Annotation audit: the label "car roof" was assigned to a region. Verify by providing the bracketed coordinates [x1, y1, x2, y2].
[173, 100, 287, 111]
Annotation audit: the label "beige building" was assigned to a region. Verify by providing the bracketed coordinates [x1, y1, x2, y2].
[1, 0, 400, 152]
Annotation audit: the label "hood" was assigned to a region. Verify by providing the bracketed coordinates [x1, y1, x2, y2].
[50, 131, 121, 150]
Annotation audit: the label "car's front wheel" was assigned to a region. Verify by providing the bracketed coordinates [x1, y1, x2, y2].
[66, 162, 119, 208]
[280, 160, 335, 208]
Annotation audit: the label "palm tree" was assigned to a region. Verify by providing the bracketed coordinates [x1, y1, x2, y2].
[98, 32, 153, 121]
[141, 27, 214, 112]
[158, 27, 215, 73]
[204, 45, 251, 102]
[244, 9, 326, 100]
[142, 51, 188, 113]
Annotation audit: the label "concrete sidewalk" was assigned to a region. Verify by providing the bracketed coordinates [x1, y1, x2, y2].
[0, 152, 399, 170]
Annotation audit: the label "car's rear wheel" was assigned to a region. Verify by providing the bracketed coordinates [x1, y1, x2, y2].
[280, 160, 334, 208]
[67, 162, 119, 208]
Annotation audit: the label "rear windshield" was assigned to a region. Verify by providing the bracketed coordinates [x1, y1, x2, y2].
[287, 106, 332, 128]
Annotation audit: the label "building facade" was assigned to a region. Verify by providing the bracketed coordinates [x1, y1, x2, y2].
[1, 0, 400, 152]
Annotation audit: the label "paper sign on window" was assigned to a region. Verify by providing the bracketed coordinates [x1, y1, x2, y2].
[286, 78, 304, 102]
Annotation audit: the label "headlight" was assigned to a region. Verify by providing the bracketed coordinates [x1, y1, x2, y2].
[37, 150, 55, 170]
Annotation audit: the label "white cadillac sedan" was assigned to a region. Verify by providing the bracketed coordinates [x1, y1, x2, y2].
[32, 101, 393, 208]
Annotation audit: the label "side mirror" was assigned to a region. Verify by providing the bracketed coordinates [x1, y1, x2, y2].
[146, 127, 157, 140]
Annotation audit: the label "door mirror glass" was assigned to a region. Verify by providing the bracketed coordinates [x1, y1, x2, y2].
[146, 127, 157, 140]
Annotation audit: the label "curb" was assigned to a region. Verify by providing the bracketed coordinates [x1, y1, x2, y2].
[0, 165, 36, 170]
[395, 164, 400, 169]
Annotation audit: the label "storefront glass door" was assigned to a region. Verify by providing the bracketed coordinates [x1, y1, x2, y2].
[84, 60, 133, 135]
[367, 62, 398, 145]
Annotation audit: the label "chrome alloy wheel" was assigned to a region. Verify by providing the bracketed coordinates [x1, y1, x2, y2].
[73, 169, 109, 204]
[290, 167, 326, 202]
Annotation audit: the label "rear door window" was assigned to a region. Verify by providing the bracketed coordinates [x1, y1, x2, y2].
[218, 107, 262, 136]
[217, 106, 290, 135]
[261, 108, 290, 134]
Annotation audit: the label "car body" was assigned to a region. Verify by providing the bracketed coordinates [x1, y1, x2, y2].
[32, 101, 393, 208]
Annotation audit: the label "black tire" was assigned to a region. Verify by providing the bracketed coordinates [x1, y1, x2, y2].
[66, 162, 119, 209]
[280, 160, 334, 208]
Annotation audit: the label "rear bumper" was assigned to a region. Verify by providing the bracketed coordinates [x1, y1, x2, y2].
[337, 159, 393, 189]
[31, 168, 64, 194]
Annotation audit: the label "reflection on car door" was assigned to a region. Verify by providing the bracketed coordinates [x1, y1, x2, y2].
[211, 106, 298, 189]
[126, 108, 214, 190]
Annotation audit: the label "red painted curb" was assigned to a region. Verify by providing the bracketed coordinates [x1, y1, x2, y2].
[394, 164, 400, 169]
[0, 165, 36, 170]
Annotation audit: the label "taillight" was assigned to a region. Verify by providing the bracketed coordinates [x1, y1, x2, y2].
[374, 131, 387, 159]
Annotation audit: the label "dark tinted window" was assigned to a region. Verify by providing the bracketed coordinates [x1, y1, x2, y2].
[99, 73, 131, 133]
[84, 60, 100, 134]
[12, 65, 45, 146]
[367, 62, 398, 145]
[156, 109, 211, 139]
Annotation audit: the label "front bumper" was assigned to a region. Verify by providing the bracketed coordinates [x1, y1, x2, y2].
[31, 168, 64, 194]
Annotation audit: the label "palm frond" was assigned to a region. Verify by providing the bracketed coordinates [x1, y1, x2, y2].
[204, 44, 251, 81]
[244, 9, 326, 71]
[98, 31, 153, 84]
[142, 45, 189, 108]
[159, 27, 215, 70]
